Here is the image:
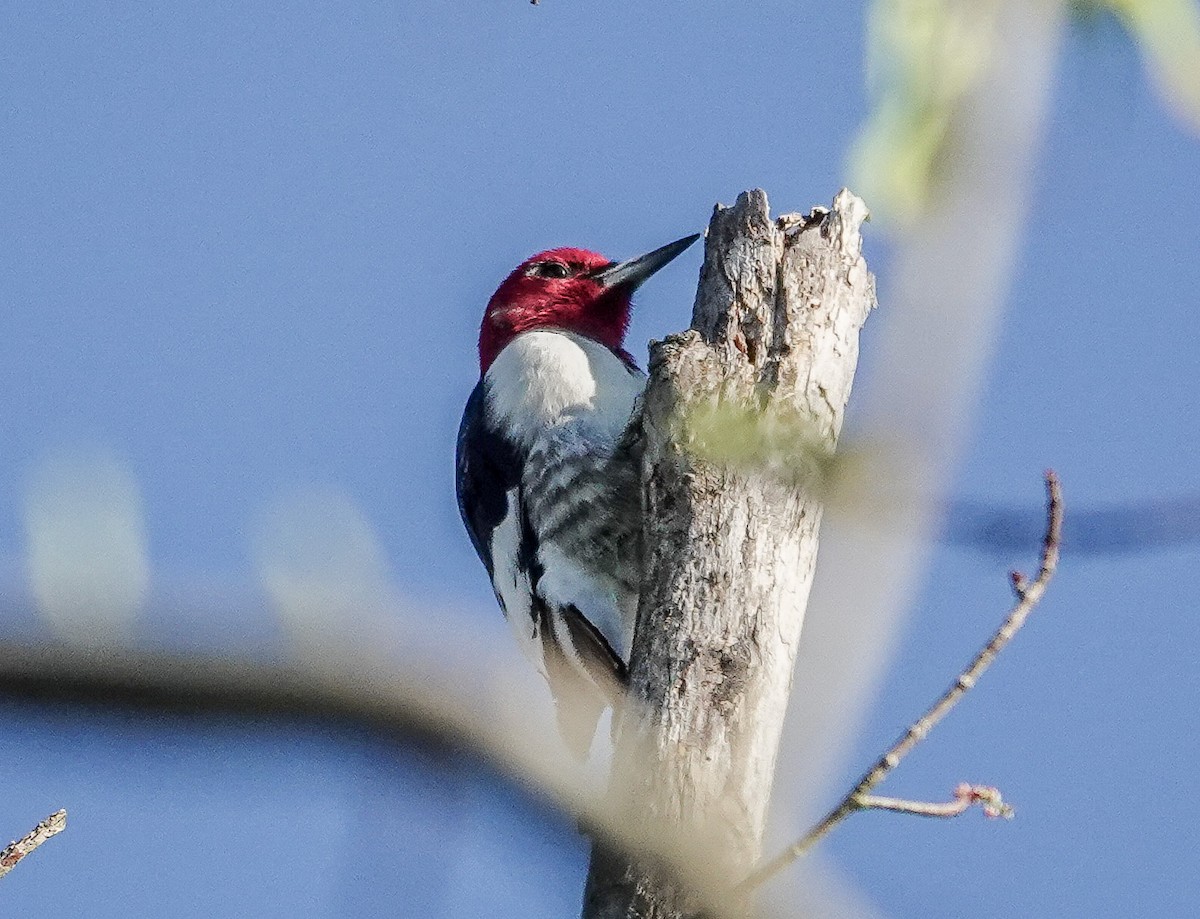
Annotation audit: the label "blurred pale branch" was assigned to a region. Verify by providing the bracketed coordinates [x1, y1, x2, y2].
[0, 810, 67, 880]
[854, 0, 1200, 222]
[744, 471, 1062, 890]
[785, 0, 1062, 874]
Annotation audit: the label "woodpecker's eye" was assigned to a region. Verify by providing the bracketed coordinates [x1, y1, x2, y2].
[528, 261, 572, 280]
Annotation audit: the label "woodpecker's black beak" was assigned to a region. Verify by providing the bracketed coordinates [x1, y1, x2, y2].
[592, 233, 701, 291]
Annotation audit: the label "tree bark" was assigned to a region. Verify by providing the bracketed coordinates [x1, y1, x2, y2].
[582, 189, 875, 919]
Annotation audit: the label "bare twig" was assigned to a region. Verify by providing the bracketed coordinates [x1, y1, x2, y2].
[0, 810, 67, 880]
[742, 470, 1063, 890]
[857, 783, 1014, 820]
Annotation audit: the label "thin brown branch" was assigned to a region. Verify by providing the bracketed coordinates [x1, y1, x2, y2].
[0, 810, 67, 880]
[742, 470, 1062, 890]
[856, 783, 1014, 820]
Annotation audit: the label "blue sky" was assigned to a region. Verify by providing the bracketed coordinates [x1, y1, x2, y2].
[2, 3, 1199, 917]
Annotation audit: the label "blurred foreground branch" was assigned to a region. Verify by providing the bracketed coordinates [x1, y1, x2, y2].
[0, 631, 748, 916]
[0, 809, 67, 880]
[744, 471, 1063, 890]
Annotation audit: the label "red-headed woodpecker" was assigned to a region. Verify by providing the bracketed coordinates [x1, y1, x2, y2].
[456, 234, 700, 756]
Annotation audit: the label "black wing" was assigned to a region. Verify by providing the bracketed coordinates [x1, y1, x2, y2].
[455, 380, 522, 576]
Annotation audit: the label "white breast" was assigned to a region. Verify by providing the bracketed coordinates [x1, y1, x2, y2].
[484, 329, 645, 664]
[484, 330, 645, 448]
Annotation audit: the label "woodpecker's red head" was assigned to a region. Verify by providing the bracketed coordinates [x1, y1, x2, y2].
[478, 234, 700, 373]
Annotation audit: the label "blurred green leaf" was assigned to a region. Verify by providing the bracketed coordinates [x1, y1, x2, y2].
[684, 400, 839, 491]
[852, 0, 1200, 222]
[850, 0, 1003, 223]
[1098, 0, 1200, 132]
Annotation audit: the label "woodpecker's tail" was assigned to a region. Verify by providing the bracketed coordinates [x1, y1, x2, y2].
[550, 672, 608, 761]
[538, 602, 629, 759]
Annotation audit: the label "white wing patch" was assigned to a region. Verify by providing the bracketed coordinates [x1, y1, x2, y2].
[488, 487, 544, 674]
[487, 489, 636, 675]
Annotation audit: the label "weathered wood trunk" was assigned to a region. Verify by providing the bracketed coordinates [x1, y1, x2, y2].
[582, 189, 875, 919]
